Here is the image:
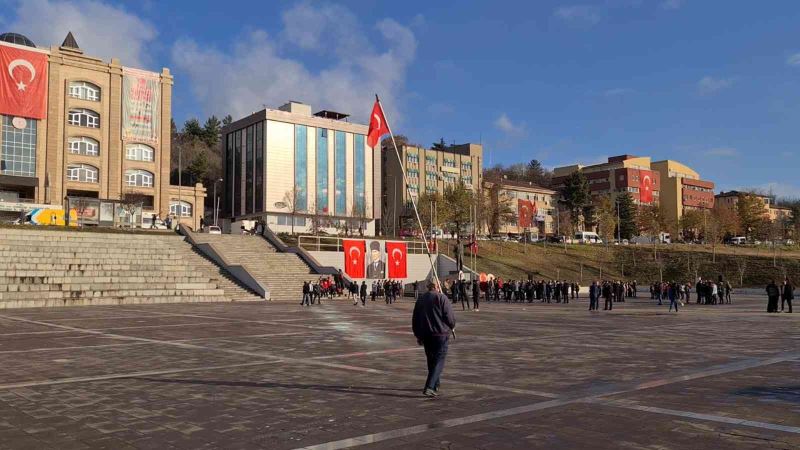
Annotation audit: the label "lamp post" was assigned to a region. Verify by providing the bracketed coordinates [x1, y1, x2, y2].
[213, 178, 223, 226]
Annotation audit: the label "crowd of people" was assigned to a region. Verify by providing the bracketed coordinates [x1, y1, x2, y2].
[766, 278, 794, 313]
[300, 273, 406, 307]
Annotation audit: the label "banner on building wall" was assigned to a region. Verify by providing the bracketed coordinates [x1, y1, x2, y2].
[122, 67, 160, 144]
[640, 169, 654, 204]
[342, 239, 366, 279]
[0, 44, 48, 119]
[518, 199, 534, 228]
[365, 240, 386, 279]
[386, 241, 407, 279]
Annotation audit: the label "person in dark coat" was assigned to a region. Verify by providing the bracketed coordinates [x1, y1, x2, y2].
[781, 278, 794, 313]
[472, 279, 480, 311]
[766, 280, 780, 313]
[588, 281, 599, 311]
[301, 281, 311, 306]
[603, 282, 613, 311]
[359, 281, 368, 306]
[412, 282, 456, 397]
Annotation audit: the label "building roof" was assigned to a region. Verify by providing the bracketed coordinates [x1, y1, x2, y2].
[61, 31, 80, 50]
[313, 110, 349, 121]
[0, 32, 35, 47]
[484, 179, 556, 194]
[715, 190, 770, 199]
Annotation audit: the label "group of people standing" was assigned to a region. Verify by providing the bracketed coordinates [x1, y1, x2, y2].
[587, 280, 637, 311]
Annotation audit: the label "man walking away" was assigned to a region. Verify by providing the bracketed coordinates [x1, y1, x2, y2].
[301, 282, 311, 306]
[412, 282, 456, 398]
[766, 280, 780, 313]
[603, 282, 613, 311]
[782, 278, 794, 313]
[589, 281, 599, 311]
[360, 281, 368, 306]
[668, 282, 679, 312]
[472, 279, 480, 311]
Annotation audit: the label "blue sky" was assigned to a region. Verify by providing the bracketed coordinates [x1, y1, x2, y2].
[2, 0, 800, 197]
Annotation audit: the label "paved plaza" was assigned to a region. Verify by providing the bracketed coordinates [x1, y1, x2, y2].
[0, 294, 797, 449]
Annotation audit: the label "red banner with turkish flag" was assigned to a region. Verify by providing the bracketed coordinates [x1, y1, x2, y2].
[518, 199, 534, 228]
[342, 239, 366, 278]
[0, 44, 48, 119]
[386, 241, 407, 279]
[367, 99, 389, 148]
[639, 169, 654, 204]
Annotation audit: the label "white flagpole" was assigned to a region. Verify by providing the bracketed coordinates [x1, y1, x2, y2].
[376, 95, 442, 291]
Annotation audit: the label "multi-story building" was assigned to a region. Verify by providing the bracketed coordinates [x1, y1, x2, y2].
[483, 179, 556, 237]
[381, 141, 482, 235]
[0, 31, 204, 227]
[221, 101, 381, 235]
[651, 159, 715, 224]
[553, 155, 714, 227]
[715, 190, 791, 222]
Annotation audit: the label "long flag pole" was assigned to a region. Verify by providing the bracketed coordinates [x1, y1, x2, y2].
[375, 95, 442, 291]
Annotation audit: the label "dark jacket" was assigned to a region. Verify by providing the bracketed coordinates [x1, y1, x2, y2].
[412, 290, 456, 338]
[783, 283, 794, 299]
[766, 283, 780, 297]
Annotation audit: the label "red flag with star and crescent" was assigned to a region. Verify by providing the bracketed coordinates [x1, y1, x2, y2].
[386, 241, 407, 279]
[640, 169, 654, 204]
[367, 98, 389, 148]
[343, 240, 366, 278]
[0, 44, 48, 119]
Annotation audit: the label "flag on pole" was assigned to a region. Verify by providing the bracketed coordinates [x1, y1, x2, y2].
[367, 98, 389, 148]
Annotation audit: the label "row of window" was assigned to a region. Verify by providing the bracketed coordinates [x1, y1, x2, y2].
[67, 139, 155, 161]
[65, 164, 154, 187]
[68, 81, 101, 101]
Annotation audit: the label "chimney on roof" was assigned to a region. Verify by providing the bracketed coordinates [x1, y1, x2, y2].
[60, 31, 82, 53]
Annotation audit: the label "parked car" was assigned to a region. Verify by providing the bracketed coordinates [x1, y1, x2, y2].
[547, 235, 565, 244]
[208, 226, 222, 235]
[727, 236, 746, 245]
[574, 231, 603, 244]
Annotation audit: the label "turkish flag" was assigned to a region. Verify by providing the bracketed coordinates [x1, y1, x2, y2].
[640, 169, 654, 204]
[518, 199, 533, 228]
[0, 44, 48, 119]
[386, 241, 407, 278]
[343, 239, 366, 278]
[367, 99, 389, 148]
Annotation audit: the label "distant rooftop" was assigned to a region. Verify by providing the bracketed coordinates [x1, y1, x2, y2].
[313, 110, 350, 121]
[0, 32, 36, 47]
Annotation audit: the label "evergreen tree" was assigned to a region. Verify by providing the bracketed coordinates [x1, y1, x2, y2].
[558, 171, 591, 230]
[736, 193, 766, 239]
[183, 118, 203, 138]
[202, 116, 222, 147]
[222, 114, 233, 127]
[616, 193, 637, 239]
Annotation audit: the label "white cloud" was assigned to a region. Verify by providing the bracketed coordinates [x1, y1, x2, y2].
[703, 147, 739, 157]
[7, 0, 157, 68]
[660, 0, 683, 10]
[553, 5, 601, 25]
[697, 76, 734, 95]
[786, 53, 800, 67]
[494, 113, 526, 136]
[781, 151, 794, 158]
[172, 2, 416, 123]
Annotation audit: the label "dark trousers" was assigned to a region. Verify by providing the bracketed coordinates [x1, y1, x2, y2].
[784, 298, 793, 313]
[768, 296, 779, 312]
[473, 295, 479, 310]
[589, 296, 597, 310]
[423, 335, 449, 391]
[360, 294, 366, 306]
[604, 297, 613, 310]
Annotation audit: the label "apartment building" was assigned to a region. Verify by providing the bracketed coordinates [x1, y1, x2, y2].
[483, 179, 556, 237]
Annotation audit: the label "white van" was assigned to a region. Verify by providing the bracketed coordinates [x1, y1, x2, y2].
[729, 236, 746, 245]
[575, 231, 603, 244]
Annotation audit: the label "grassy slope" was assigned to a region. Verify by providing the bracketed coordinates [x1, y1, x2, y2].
[449, 240, 800, 287]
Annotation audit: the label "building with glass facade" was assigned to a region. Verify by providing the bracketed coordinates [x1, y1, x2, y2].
[0, 31, 205, 227]
[222, 101, 380, 235]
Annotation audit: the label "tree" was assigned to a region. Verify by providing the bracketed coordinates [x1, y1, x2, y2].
[417, 191, 443, 236]
[525, 159, 552, 186]
[736, 193, 766, 239]
[679, 209, 705, 242]
[483, 184, 516, 234]
[222, 114, 233, 127]
[182, 118, 203, 138]
[439, 182, 474, 237]
[351, 200, 368, 236]
[202, 115, 222, 147]
[616, 193, 637, 240]
[283, 186, 306, 235]
[120, 192, 149, 228]
[595, 196, 617, 248]
[637, 204, 664, 259]
[186, 150, 209, 182]
[432, 138, 447, 150]
[706, 207, 738, 262]
[558, 171, 590, 231]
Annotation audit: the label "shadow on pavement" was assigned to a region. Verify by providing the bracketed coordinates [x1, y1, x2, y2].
[733, 386, 800, 403]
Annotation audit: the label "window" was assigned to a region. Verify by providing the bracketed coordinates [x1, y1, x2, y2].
[68, 109, 100, 128]
[277, 215, 306, 226]
[125, 144, 154, 161]
[66, 164, 98, 183]
[68, 81, 101, 101]
[125, 169, 154, 187]
[68, 137, 100, 156]
[170, 200, 192, 217]
[1, 115, 37, 177]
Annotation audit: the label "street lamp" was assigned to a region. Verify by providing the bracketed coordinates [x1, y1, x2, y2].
[213, 178, 223, 226]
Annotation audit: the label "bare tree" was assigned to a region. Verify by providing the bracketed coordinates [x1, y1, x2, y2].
[120, 192, 149, 228]
[283, 186, 305, 235]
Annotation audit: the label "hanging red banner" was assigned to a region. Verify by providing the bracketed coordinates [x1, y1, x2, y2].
[342, 239, 366, 278]
[386, 241, 407, 279]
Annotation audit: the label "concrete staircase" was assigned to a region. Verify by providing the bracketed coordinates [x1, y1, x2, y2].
[0, 228, 259, 308]
[189, 233, 321, 302]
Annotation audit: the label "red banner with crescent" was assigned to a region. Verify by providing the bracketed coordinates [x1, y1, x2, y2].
[386, 241, 407, 279]
[343, 239, 366, 278]
[0, 44, 48, 119]
[640, 169, 654, 204]
[518, 199, 534, 228]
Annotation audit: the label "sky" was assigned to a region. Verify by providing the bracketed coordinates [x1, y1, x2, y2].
[2, 0, 800, 198]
